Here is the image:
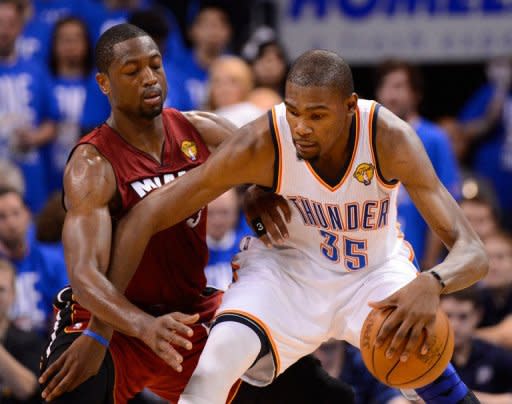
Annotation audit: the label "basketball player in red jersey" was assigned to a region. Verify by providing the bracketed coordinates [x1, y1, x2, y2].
[39, 24, 353, 404]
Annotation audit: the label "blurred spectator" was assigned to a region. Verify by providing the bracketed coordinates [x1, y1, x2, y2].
[242, 27, 288, 96]
[0, 187, 67, 334]
[375, 60, 460, 269]
[46, 16, 95, 192]
[442, 287, 512, 402]
[0, 159, 24, 196]
[205, 189, 247, 290]
[0, 259, 44, 404]
[35, 191, 65, 256]
[247, 87, 282, 111]
[207, 55, 263, 127]
[0, 0, 57, 213]
[459, 56, 512, 230]
[314, 340, 408, 404]
[459, 177, 500, 242]
[164, 5, 232, 110]
[475, 232, 512, 350]
[437, 116, 471, 173]
[128, 7, 170, 53]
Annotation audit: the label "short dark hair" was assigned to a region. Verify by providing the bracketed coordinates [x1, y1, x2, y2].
[95, 23, 149, 73]
[375, 59, 424, 98]
[286, 50, 354, 97]
[49, 16, 94, 77]
[0, 185, 22, 200]
[442, 285, 483, 310]
[128, 8, 170, 43]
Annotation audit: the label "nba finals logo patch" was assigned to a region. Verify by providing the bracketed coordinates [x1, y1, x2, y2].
[353, 163, 375, 186]
[181, 141, 197, 161]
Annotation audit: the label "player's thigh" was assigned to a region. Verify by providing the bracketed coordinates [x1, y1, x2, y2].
[41, 336, 115, 404]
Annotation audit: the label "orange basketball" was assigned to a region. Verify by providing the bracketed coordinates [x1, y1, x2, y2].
[360, 307, 454, 389]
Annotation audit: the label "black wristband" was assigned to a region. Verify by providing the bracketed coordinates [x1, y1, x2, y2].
[428, 270, 446, 290]
[251, 217, 267, 237]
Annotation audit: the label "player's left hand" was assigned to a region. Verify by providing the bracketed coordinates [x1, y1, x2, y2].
[369, 272, 443, 362]
[242, 185, 291, 247]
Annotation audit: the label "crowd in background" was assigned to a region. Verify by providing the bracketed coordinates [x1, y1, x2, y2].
[0, 0, 511, 403]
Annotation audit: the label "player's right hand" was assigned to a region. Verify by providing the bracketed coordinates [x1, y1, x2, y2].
[39, 333, 107, 402]
[141, 312, 199, 371]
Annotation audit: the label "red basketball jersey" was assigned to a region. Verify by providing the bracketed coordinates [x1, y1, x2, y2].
[75, 108, 210, 313]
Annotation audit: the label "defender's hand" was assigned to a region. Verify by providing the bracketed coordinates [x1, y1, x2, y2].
[140, 312, 199, 371]
[243, 185, 291, 247]
[369, 272, 443, 362]
[39, 334, 107, 402]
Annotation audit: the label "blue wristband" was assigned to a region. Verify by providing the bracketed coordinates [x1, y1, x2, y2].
[83, 329, 109, 347]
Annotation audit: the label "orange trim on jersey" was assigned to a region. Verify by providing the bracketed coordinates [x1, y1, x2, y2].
[271, 107, 283, 193]
[226, 379, 243, 404]
[403, 240, 415, 263]
[368, 102, 400, 190]
[305, 106, 361, 192]
[215, 309, 281, 379]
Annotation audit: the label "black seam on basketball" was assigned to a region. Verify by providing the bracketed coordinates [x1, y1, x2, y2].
[387, 312, 452, 387]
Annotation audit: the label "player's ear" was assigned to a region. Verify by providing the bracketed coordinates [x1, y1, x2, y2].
[346, 93, 358, 115]
[96, 72, 110, 95]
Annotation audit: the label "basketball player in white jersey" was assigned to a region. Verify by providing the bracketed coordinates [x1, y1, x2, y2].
[108, 50, 488, 404]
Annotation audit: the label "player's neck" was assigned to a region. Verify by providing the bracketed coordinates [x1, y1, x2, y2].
[107, 113, 165, 160]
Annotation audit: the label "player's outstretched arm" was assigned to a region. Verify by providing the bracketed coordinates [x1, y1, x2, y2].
[108, 114, 275, 294]
[369, 107, 488, 361]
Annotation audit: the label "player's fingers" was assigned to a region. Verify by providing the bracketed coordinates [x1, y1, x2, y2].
[259, 233, 272, 247]
[171, 312, 200, 325]
[165, 315, 195, 337]
[44, 371, 77, 402]
[41, 362, 71, 400]
[39, 355, 65, 384]
[277, 197, 292, 223]
[259, 213, 283, 245]
[421, 321, 437, 355]
[368, 294, 398, 310]
[165, 330, 193, 350]
[399, 321, 425, 362]
[157, 341, 183, 372]
[375, 309, 401, 348]
[266, 208, 288, 243]
[386, 318, 413, 359]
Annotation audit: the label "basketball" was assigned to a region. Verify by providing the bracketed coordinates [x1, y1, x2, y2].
[360, 307, 454, 389]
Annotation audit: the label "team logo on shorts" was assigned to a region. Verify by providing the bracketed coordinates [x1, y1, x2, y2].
[181, 141, 197, 161]
[353, 163, 375, 186]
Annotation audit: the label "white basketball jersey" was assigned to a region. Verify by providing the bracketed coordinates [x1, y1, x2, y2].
[269, 99, 413, 273]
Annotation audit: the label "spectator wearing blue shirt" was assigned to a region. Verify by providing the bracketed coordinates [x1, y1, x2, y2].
[442, 287, 512, 402]
[375, 60, 460, 269]
[0, 0, 57, 213]
[314, 340, 408, 404]
[0, 187, 68, 335]
[459, 56, 512, 230]
[205, 189, 248, 291]
[46, 16, 95, 192]
[164, 5, 232, 111]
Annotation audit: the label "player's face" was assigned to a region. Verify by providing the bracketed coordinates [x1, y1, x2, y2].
[284, 82, 357, 161]
[482, 236, 512, 289]
[104, 36, 167, 120]
[441, 298, 480, 349]
[0, 193, 30, 250]
[0, 4, 23, 58]
[376, 69, 416, 120]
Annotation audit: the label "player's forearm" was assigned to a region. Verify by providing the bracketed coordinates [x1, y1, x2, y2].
[427, 229, 488, 294]
[0, 345, 38, 400]
[72, 265, 153, 340]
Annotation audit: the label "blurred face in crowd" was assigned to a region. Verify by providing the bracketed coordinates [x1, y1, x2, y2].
[209, 57, 254, 110]
[55, 20, 89, 68]
[376, 68, 417, 120]
[97, 36, 167, 120]
[0, 191, 30, 251]
[441, 297, 480, 350]
[285, 82, 357, 162]
[482, 234, 512, 289]
[438, 117, 468, 163]
[0, 2, 23, 58]
[252, 43, 287, 89]
[0, 264, 15, 321]
[460, 200, 497, 241]
[190, 8, 231, 55]
[207, 189, 239, 241]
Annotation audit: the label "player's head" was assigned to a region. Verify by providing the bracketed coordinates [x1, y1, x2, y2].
[0, 0, 25, 58]
[482, 232, 512, 290]
[375, 60, 423, 120]
[440, 286, 482, 350]
[0, 259, 16, 320]
[0, 186, 30, 253]
[95, 23, 167, 120]
[284, 49, 357, 162]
